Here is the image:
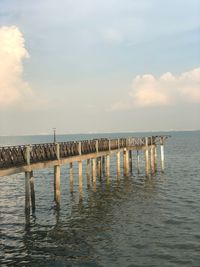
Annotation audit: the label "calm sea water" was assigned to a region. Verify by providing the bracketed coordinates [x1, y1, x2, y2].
[0, 131, 200, 267]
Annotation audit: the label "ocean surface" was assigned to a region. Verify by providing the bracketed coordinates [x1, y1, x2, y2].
[0, 131, 200, 267]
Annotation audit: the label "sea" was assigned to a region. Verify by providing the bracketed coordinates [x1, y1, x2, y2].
[0, 131, 200, 267]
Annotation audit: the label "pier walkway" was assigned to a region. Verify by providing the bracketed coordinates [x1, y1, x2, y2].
[0, 135, 168, 213]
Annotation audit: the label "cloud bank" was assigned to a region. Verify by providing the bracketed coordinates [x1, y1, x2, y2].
[131, 68, 200, 107]
[0, 26, 32, 108]
[110, 67, 200, 111]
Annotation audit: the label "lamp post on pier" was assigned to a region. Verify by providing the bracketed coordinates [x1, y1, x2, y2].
[53, 128, 56, 143]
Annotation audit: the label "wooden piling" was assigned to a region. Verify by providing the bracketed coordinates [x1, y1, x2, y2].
[116, 151, 120, 177]
[54, 142, 61, 205]
[25, 171, 31, 213]
[78, 141, 82, 155]
[54, 165, 61, 205]
[150, 137, 154, 175]
[145, 137, 149, 177]
[96, 140, 99, 153]
[69, 162, 73, 192]
[25, 145, 31, 165]
[123, 148, 129, 177]
[25, 145, 32, 213]
[129, 150, 133, 174]
[160, 137, 165, 173]
[87, 159, 90, 176]
[92, 158, 96, 182]
[78, 161, 83, 189]
[126, 150, 129, 176]
[123, 149, 126, 176]
[30, 171, 35, 212]
[102, 156, 106, 176]
[137, 150, 140, 174]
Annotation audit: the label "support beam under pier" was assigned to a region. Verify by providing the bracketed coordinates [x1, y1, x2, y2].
[160, 137, 165, 173]
[150, 137, 154, 175]
[54, 165, 61, 205]
[30, 171, 35, 212]
[25, 171, 31, 213]
[116, 151, 120, 177]
[70, 162, 73, 193]
[123, 148, 129, 177]
[145, 137, 149, 177]
[25, 170, 35, 213]
[92, 158, 96, 182]
[129, 150, 133, 174]
[137, 150, 140, 174]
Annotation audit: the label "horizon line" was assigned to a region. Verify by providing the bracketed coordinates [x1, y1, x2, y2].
[0, 129, 199, 137]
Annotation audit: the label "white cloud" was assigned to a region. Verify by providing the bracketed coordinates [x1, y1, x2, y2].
[0, 26, 33, 108]
[110, 67, 200, 110]
[132, 68, 200, 107]
[130, 74, 170, 107]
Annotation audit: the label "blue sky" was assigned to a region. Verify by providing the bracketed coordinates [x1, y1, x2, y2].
[0, 0, 199, 134]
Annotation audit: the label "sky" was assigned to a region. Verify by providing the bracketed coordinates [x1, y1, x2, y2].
[0, 0, 200, 135]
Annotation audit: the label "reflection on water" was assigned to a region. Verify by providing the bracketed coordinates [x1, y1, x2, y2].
[1, 131, 200, 266]
[21, 177, 159, 266]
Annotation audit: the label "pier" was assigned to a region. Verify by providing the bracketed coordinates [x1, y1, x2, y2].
[0, 135, 168, 214]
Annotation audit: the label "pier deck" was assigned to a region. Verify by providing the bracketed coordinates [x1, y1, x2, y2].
[0, 135, 169, 213]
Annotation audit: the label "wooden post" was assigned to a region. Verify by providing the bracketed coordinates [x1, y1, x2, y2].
[78, 141, 82, 155]
[30, 171, 35, 212]
[150, 137, 154, 175]
[116, 151, 120, 177]
[96, 140, 98, 153]
[123, 148, 126, 176]
[123, 148, 129, 177]
[126, 149, 129, 176]
[106, 154, 110, 177]
[107, 140, 111, 179]
[160, 137, 165, 173]
[137, 150, 140, 174]
[56, 142, 60, 159]
[92, 158, 96, 182]
[54, 143, 61, 205]
[25, 171, 31, 213]
[108, 139, 111, 151]
[79, 162, 83, 201]
[102, 156, 106, 176]
[129, 150, 132, 174]
[145, 137, 149, 177]
[25, 145, 32, 213]
[78, 161, 83, 191]
[54, 165, 61, 205]
[70, 162, 73, 193]
[25, 145, 31, 165]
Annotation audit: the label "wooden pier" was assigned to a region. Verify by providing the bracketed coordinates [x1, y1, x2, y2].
[0, 136, 168, 214]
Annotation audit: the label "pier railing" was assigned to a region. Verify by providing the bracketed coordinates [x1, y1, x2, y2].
[0, 135, 170, 215]
[0, 136, 166, 169]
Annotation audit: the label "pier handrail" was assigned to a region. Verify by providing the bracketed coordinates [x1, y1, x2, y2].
[0, 136, 169, 170]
